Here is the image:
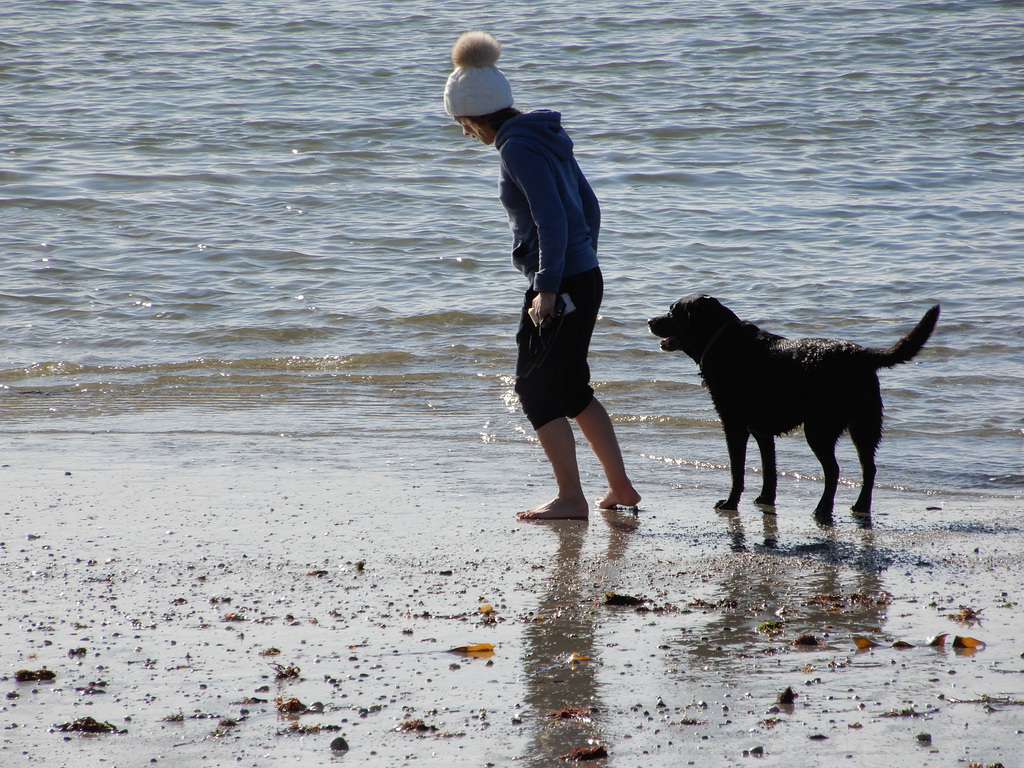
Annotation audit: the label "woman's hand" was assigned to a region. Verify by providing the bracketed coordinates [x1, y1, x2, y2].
[531, 291, 558, 327]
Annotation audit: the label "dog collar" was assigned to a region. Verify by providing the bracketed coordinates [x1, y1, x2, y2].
[699, 324, 729, 370]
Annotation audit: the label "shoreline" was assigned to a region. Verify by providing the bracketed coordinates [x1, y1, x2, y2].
[1, 431, 1022, 767]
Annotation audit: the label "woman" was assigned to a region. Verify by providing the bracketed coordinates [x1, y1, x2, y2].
[444, 31, 641, 520]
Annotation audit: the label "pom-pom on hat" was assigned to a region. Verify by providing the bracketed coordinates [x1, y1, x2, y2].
[444, 31, 514, 118]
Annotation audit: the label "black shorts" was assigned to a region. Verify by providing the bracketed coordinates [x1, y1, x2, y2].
[514, 267, 603, 430]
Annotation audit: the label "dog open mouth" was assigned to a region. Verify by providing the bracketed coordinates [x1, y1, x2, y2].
[659, 337, 680, 352]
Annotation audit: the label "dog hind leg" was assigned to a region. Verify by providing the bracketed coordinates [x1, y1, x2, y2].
[848, 392, 883, 514]
[805, 423, 842, 517]
[751, 430, 777, 507]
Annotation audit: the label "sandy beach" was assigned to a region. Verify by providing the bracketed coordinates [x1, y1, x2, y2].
[1, 430, 1021, 768]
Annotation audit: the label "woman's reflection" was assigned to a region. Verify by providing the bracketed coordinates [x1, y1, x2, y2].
[519, 511, 639, 762]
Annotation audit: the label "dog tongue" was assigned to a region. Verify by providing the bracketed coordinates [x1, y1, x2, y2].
[660, 337, 677, 351]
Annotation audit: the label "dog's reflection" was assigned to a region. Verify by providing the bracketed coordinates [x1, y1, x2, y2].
[718, 507, 779, 551]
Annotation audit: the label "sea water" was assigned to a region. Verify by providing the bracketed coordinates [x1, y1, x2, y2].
[2, 0, 1022, 501]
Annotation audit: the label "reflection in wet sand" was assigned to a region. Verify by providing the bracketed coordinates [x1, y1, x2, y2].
[670, 513, 891, 681]
[719, 508, 779, 552]
[519, 513, 639, 763]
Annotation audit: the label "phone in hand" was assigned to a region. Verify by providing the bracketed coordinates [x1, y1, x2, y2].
[529, 292, 576, 327]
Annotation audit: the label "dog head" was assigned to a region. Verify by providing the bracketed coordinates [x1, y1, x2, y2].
[648, 295, 741, 362]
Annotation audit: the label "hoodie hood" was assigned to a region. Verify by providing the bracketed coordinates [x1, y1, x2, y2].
[492, 109, 600, 292]
[495, 110, 573, 162]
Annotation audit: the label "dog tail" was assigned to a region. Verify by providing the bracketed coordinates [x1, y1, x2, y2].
[873, 304, 940, 368]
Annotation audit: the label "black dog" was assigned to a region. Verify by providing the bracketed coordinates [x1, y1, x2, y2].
[648, 295, 940, 516]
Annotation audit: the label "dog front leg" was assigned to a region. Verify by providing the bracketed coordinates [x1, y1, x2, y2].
[715, 424, 748, 511]
[751, 431, 777, 507]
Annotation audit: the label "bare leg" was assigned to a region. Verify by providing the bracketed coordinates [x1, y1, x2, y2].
[574, 398, 641, 509]
[517, 417, 590, 520]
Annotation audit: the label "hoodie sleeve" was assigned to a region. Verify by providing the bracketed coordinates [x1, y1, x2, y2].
[576, 161, 600, 253]
[500, 140, 569, 292]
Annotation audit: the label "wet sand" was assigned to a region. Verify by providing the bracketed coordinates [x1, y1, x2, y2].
[1, 430, 1022, 767]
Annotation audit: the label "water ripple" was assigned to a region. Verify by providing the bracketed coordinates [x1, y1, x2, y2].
[1, 0, 1021, 496]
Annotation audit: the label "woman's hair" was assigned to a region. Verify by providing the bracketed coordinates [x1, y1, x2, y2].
[470, 107, 522, 132]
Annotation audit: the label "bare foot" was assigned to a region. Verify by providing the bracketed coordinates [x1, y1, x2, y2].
[517, 496, 590, 521]
[596, 486, 641, 510]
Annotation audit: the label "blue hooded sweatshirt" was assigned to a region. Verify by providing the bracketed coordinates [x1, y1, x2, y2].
[494, 110, 600, 293]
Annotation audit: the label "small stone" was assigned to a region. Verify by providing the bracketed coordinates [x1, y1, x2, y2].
[330, 736, 349, 751]
[792, 634, 820, 646]
[915, 732, 931, 744]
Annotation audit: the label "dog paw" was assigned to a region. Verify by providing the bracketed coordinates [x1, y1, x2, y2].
[714, 499, 739, 511]
[813, 506, 835, 524]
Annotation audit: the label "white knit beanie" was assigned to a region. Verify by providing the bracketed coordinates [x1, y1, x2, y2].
[444, 31, 514, 118]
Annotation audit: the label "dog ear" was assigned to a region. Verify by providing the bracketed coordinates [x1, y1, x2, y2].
[695, 295, 739, 327]
[695, 295, 718, 309]
[673, 294, 707, 318]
